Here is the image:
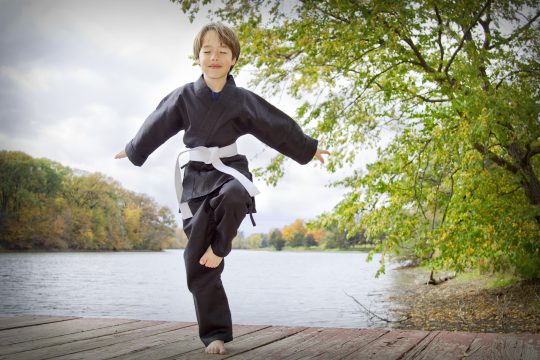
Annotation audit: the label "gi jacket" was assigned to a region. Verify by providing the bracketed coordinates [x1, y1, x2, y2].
[125, 75, 318, 211]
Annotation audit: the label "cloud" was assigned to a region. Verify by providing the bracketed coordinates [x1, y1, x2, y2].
[0, 0, 368, 235]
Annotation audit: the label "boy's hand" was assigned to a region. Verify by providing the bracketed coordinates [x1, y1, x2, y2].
[314, 148, 331, 164]
[114, 150, 127, 159]
[199, 245, 223, 268]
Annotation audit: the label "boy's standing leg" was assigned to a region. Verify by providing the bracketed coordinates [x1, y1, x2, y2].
[182, 179, 253, 354]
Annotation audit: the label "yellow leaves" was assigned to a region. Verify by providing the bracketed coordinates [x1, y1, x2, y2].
[281, 218, 307, 242]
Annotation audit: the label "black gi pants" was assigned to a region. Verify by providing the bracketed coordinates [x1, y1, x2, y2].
[182, 179, 253, 346]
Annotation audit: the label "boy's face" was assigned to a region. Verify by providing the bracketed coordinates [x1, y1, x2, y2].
[197, 30, 236, 82]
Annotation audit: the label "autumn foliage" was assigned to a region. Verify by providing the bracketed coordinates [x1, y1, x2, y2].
[0, 151, 177, 251]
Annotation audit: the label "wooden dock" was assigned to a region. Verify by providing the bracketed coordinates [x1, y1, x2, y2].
[0, 315, 538, 359]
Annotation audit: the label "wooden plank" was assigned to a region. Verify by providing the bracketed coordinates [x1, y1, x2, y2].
[402, 330, 477, 360]
[0, 319, 165, 358]
[0, 315, 79, 331]
[111, 324, 269, 360]
[1, 321, 194, 360]
[520, 333, 540, 360]
[463, 332, 523, 360]
[0, 317, 138, 345]
[1, 316, 539, 360]
[169, 325, 309, 359]
[308, 328, 389, 360]
[340, 329, 430, 360]
[218, 327, 388, 360]
[400, 331, 440, 360]
[45, 322, 199, 360]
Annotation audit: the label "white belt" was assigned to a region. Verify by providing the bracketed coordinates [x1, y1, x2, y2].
[175, 143, 260, 220]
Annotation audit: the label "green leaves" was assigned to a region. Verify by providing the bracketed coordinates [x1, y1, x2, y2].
[172, 0, 540, 278]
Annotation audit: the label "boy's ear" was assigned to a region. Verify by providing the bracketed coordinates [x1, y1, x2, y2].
[231, 58, 237, 66]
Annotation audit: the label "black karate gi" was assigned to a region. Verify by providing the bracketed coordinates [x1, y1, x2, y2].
[124, 75, 318, 346]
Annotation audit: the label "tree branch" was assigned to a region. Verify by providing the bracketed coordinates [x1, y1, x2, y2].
[477, 1, 492, 90]
[414, 140, 433, 222]
[434, 5, 445, 72]
[473, 143, 519, 174]
[309, 1, 350, 24]
[491, 9, 540, 49]
[345, 292, 410, 323]
[414, 93, 450, 103]
[398, 33, 437, 74]
[495, 68, 540, 89]
[444, 1, 491, 75]
[441, 167, 458, 225]
[478, 2, 492, 50]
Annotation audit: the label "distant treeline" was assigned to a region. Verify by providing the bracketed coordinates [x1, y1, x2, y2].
[0, 150, 367, 253]
[230, 218, 372, 251]
[0, 151, 179, 251]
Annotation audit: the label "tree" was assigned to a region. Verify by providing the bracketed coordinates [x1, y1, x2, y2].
[269, 228, 286, 251]
[281, 218, 307, 247]
[175, 0, 540, 278]
[246, 232, 267, 248]
[0, 151, 64, 249]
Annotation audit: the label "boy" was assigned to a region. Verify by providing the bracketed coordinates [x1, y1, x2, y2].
[115, 22, 329, 355]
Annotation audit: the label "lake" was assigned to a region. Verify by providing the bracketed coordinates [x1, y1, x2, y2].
[0, 249, 415, 328]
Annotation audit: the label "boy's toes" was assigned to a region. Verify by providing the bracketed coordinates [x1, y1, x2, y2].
[199, 255, 207, 266]
[205, 340, 226, 354]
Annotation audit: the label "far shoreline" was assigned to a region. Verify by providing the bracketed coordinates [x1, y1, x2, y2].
[0, 246, 376, 254]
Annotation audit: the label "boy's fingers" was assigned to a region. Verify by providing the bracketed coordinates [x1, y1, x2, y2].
[114, 150, 127, 159]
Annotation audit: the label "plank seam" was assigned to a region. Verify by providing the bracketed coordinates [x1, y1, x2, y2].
[460, 333, 480, 359]
[40, 323, 199, 360]
[0, 320, 148, 354]
[222, 327, 310, 359]
[0, 317, 81, 331]
[164, 326, 310, 359]
[336, 329, 391, 360]
[395, 331, 440, 360]
[7, 323, 198, 360]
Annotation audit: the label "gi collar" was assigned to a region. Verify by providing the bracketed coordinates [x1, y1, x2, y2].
[194, 74, 236, 95]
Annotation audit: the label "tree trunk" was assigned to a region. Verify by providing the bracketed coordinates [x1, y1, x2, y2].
[508, 143, 540, 224]
[475, 141, 540, 225]
[427, 269, 456, 285]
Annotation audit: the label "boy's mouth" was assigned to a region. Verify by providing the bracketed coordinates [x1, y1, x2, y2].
[209, 65, 222, 68]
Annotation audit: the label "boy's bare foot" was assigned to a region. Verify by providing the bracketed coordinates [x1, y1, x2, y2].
[205, 339, 226, 354]
[199, 245, 223, 268]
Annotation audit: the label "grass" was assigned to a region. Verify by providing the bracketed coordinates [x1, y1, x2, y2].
[453, 269, 521, 289]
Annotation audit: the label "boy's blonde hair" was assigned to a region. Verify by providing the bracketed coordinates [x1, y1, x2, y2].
[193, 22, 241, 70]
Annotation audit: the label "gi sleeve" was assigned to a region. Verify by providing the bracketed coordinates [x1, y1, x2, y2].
[242, 91, 318, 165]
[125, 88, 186, 166]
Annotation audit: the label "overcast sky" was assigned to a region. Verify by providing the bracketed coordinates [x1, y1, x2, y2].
[0, 0, 380, 235]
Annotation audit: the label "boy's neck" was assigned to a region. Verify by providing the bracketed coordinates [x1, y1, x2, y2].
[203, 75, 228, 93]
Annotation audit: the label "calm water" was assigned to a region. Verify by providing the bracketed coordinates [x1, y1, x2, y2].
[0, 250, 412, 328]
